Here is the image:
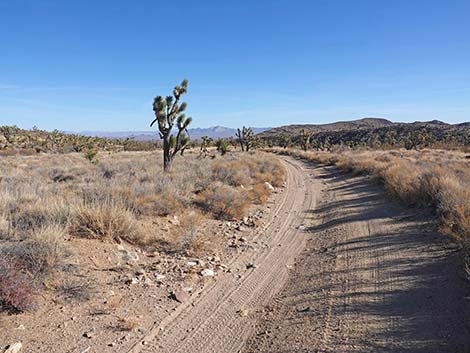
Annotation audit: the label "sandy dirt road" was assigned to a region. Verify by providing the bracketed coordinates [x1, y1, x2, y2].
[243, 159, 470, 353]
[129, 157, 470, 353]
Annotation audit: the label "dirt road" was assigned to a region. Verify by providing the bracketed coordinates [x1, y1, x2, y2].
[129, 157, 470, 353]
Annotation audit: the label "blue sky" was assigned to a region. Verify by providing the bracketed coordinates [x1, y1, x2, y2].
[1, 0, 469, 131]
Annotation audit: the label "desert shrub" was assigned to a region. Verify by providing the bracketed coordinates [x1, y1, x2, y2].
[50, 169, 75, 183]
[55, 277, 96, 303]
[6, 225, 70, 281]
[211, 159, 251, 187]
[83, 149, 98, 162]
[249, 183, 271, 204]
[134, 192, 184, 217]
[9, 198, 70, 235]
[252, 157, 286, 187]
[0, 257, 35, 312]
[195, 183, 249, 220]
[70, 201, 144, 244]
[177, 211, 207, 254]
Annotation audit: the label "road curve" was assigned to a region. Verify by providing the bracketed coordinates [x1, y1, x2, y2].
[128, 157, 320, 353]
[243, 159, 470, 353]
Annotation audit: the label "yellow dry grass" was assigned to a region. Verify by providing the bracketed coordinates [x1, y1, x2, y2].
[273, 147, 470, 243]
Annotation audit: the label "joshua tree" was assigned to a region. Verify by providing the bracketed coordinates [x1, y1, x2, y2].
[200, 136, 212, 157]
[299, 128, 313, 151]
[236, 126, 259, 151]
[150, 79, 193, 172]
[279, 133, 291, 149]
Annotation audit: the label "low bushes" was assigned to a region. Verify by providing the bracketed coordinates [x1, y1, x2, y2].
[0, 225, 70, 312]
[274, 147, 470, 242]
[195, 183, 250, 220]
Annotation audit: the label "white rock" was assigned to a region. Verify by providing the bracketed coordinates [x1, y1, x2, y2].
[200, 269, 215, 277]
[5, 343, 22, 353]
[169, 216, 180, 225]
[119, 248, 139, 264]
[186, 261, 197, 267]
[264, 182, 275, 191]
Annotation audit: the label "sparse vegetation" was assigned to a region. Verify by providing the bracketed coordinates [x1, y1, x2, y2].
[273, 147, 470, 244]
[0, 149, 285, 313]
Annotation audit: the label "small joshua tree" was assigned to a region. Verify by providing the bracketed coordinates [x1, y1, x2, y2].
[200, 136, 213, 158]
[150, 79, 192, 172]
[299, 129, 313, 151]
[216, 138, 230, 155]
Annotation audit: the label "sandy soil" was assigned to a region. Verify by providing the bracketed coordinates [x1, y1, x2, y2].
[3, 156, 470, 353]
[243, 159, 470, 353]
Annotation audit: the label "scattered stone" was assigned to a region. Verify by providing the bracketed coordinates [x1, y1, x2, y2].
[298, 225, 306, 230]
[118, 247, 139, 264]
[155, 274, 166, 280]
[239, 237, 248, 243]
[135, 268, 145, 276]
[246, 262, 257, 269]
[186, 261, 197, 267]
[83, 330, 95, 339]
[80, 347, 91, 353]
[200, 269, 215, 277]
[171, 289, 190, 303]
[169, 216, 180, 225]
[5, 343, 22, 353]
[237, 308, 250, 317]
[264, 182, 275, 191]
[319, 247, 328, 253]
[126, 277, 139, 285]
[15, 324, 25, 330]
[296, 306, 312, 313]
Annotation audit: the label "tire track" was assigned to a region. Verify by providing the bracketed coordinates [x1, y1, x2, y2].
[243, 160, 470, 353]
[128, 157, 319, 353]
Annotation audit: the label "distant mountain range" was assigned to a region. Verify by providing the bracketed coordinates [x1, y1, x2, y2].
[74, 126, 270, 141]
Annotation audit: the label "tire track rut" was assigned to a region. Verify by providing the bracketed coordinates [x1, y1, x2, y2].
[128, 157, 320, 353]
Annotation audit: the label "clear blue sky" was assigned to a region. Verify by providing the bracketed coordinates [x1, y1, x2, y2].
[1, 0, 469, 131]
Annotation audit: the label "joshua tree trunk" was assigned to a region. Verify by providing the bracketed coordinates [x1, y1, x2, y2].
[163, 135, 172, 172]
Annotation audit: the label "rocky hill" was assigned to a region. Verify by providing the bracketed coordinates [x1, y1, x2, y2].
[259, 118, 470, 148]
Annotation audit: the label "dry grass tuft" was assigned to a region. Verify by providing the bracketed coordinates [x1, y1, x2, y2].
[70, 202, 144, 244]
[195, 183, 250, 220]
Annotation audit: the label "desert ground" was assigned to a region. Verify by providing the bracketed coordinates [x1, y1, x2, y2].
[0, 146, 469, 353]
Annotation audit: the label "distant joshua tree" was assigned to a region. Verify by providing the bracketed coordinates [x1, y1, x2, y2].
[236, 126, 259, 151]
[299, 129, 313, 151]
[279, 133, 291, 149]
[150, 79, 192, 172]
[200, 136, 213, 157]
